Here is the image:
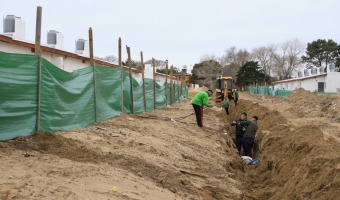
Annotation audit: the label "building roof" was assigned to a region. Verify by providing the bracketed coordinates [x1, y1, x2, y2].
[273, 73, 327, 84]
[0, 34, 179, 78]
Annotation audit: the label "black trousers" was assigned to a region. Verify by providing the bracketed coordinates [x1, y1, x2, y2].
[225, 107, 229, 115]
[192, 104, 203, 127]
[234, 98, 238, 106]
[235, 137, 243, 155]
[243, 138, 254, 158]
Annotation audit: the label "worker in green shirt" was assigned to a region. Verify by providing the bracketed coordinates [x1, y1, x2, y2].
[222, 98, 230, 115]
[232, 89, 239, 106]
[191, 89, 213, 127]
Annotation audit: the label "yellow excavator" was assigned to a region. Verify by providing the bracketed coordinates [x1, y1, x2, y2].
[215, 76, 233, 102]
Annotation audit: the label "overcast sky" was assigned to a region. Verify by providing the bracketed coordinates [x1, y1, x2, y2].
[1, 0, 339, 71]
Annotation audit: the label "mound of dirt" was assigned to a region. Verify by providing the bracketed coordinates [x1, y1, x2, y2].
[285, 88, 340, 120]
[224, 97, 340, 200]
[1, 90, 340, 200]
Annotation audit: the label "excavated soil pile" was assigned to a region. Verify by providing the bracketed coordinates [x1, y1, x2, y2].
[285, 88, 340, 120]
[1, 89, 339, 200]
[225, 96, 340, 200]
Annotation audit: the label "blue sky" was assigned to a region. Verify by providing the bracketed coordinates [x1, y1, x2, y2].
[1, 0, 339, 71]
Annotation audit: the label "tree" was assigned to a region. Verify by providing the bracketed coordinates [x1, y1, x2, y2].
[220, 46, 251, 67]
[191, 56, 222, 89]
[122, 59, 141, 69]
[236, 61, 269, 87]
[272, 39, 304, 79]
[219, 47, 251, 84]
[302, 39, 338, 67]
[221, 63, 239, 82]
[251, 45, 276, 83]
[156, 67, 180, 74]
[95, 55, 118, 63]
[336, 44, 340, 71]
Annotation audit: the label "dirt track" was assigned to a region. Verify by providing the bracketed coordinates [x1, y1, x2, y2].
[1, 89, 340, 200]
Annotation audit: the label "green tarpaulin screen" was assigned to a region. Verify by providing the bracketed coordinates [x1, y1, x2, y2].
[0, 51, 188, 141]
[0, 52, 38, 140]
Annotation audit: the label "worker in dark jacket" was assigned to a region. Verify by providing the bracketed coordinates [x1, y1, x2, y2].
[239, 116, 258, 158]
[230, 112, 247, 155]
[191, 89, 213, 127]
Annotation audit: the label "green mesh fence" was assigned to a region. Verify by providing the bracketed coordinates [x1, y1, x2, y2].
[132, 77, 144, 114]
[0, 52, 38, 140]
[275, 90, 292, 96]
[155, 82, 166, 109]
[40, 59, 95, 131]
[0, 51, 188, 140]
[166, 83, 171, 105]
[144, 79, 154, 112]
[95, 66, 122, 121]
[248, 85, 293, 96]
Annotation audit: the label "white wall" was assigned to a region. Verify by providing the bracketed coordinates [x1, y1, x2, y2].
[325, 72, 340, 93]
[300, 76, 326, 92]
[0, 41, 32, 54]
[1, 41, 179, 84]
[274, 74, 338, 92]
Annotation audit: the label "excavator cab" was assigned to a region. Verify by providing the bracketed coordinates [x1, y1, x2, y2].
[215, 77, 233, 102]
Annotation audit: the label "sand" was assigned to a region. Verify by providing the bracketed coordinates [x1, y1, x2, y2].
[1, 89, 339, 200]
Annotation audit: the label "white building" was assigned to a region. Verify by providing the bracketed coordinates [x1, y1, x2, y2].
[0, 15, 181, 85]
[273, 65, 340, 93]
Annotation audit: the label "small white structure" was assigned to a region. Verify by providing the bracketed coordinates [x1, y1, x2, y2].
[75, 39, 89, 57]
[273, 66, 340, 93]
[47, 30, 64, 50]
[2, 15, 25, 40]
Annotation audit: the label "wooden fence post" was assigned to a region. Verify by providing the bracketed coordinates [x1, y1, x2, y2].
[126, 46, 134, 114]
[118, 37, 123, 112]
[141, 51, 146, 112]
[152, 58, 156, 110]
[35, 6, 42, 131]
[89, 27, 97, 122]
[177, 71, 180, 101]
[170, 65, 174, 104]
[181, 69, 184, 97]
[118, 37, 122, 66]
[165, 60, 168, 107]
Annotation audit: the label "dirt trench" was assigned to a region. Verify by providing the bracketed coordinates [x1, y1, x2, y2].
[223, 95, 340, 200]
[1, 91, 340, 200]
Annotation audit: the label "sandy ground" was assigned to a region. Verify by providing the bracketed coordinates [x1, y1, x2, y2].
[1, 89, 340, 200]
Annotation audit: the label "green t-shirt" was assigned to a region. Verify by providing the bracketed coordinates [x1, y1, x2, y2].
[192, 91, 212, 107]
[222, 99, 230, 108]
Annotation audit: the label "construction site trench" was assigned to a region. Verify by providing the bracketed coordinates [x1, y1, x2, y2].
[0, 89, 340, 200]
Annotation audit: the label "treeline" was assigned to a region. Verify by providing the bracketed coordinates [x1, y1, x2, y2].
[191, 39, 340, 89]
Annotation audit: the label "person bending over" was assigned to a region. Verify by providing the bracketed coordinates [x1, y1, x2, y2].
[191, 89, 213, 127]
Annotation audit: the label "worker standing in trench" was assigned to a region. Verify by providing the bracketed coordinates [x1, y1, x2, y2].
[230, 112, 248, 155]
[239, 116, 259, 158]
[232, 89, 239, 106]
[191, 89, 213, 127]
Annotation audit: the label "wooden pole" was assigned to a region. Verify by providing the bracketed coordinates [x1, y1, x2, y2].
[118, 37, 122, 66]
[181, 69, 184, 97]
[177, 73, 180, 101]
[119, 37, 123, 112]
[126, 46, 134, 114]
[141, 51, 146, 112]
[170, 65, 173, 105]
[89, 27, 97, 122]
[35, 6, 42, 131]
[152, 58, 156, 110]
[165, 61, 168, 106]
